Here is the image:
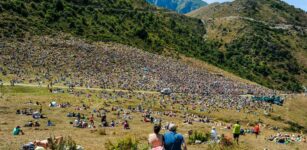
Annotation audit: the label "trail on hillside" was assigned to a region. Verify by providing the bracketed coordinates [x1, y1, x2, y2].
[1, 82, 159, 94]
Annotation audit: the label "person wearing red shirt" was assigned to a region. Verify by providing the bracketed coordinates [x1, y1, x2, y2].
[254, 123, 260, 138]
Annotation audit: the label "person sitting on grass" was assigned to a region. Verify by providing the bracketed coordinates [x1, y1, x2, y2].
[32, 112, 41, 119]
[82, 120, 88, 128]
[220, 134, 232, 147]
[76, 113, 81, 120]
[73, 118, 81, 127]
[47, 120, 55, 126]
[13, 126, 24, 135]
[24, 121, 33, 127]
[123, 120, 130, 129]
[144, 116, 151, 122]
[34, 121, 40, 127]
[16, 109, 21, 114]
[111, 120, 115, 127]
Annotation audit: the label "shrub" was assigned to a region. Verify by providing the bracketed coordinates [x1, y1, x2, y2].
[105, 137, 138, 150]
[48, 136, 77, 150]
[270, 115, 283, 121]
[188, 131, 209, 144]
[285, 121, 305, 133]
[55, 0, 64, 11]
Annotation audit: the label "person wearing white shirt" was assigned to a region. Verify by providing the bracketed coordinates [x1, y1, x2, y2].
[211, 127, 218, 143]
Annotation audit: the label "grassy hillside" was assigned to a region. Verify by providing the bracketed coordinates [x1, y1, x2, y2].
[0, 0, 306, 92]
[0, 0, 206, 55]
[0, 85, 306, 150]
[188, 0, 307, 91]
[188, 0, 307, 26]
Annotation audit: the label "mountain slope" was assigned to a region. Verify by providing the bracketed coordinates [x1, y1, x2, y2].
[0, 0, 305, 91]
[188, 0, 307, 26]
[146, 0, 208, 14]
[187, 0, 307, 91]
[0, 0, 207, 54]
[0, 34, 274, 96]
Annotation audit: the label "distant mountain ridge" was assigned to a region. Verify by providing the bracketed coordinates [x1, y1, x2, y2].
[188, 0, 307, 26]
[146, 0, 208, 14]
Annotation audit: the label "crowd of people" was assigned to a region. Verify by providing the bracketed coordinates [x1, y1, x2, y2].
[267, 133, 306, 144]
[3, 35, 301, 150]
[0, 36, 280, 104]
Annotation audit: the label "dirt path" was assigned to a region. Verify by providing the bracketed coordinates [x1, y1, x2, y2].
[1, 82, 159, 94]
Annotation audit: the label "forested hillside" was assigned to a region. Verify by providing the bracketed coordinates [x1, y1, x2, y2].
[0, 0, 206, 54]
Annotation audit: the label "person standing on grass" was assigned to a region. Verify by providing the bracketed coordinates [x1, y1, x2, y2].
[254, 123, 260, 138]
[233, 121, 241, 144]
[148, 125, 164, 150]
[164, 123, 187, 150]
[211, 127, 218, 143]
[89, 114, 94, 126]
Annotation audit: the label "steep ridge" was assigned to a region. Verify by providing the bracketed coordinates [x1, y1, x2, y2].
[188, 0, 307, 91]
[146, 0, 208, 14]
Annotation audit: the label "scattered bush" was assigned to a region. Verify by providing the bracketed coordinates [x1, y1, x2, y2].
[188, 131, 209, 144]
[285, 121, 305, 133]
[105, 137, 139, 150]
[48, 136, 77, 150]
[270, 115, 284, 121]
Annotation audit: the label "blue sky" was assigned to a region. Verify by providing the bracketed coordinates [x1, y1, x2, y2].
[203, 0, 307, 11]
